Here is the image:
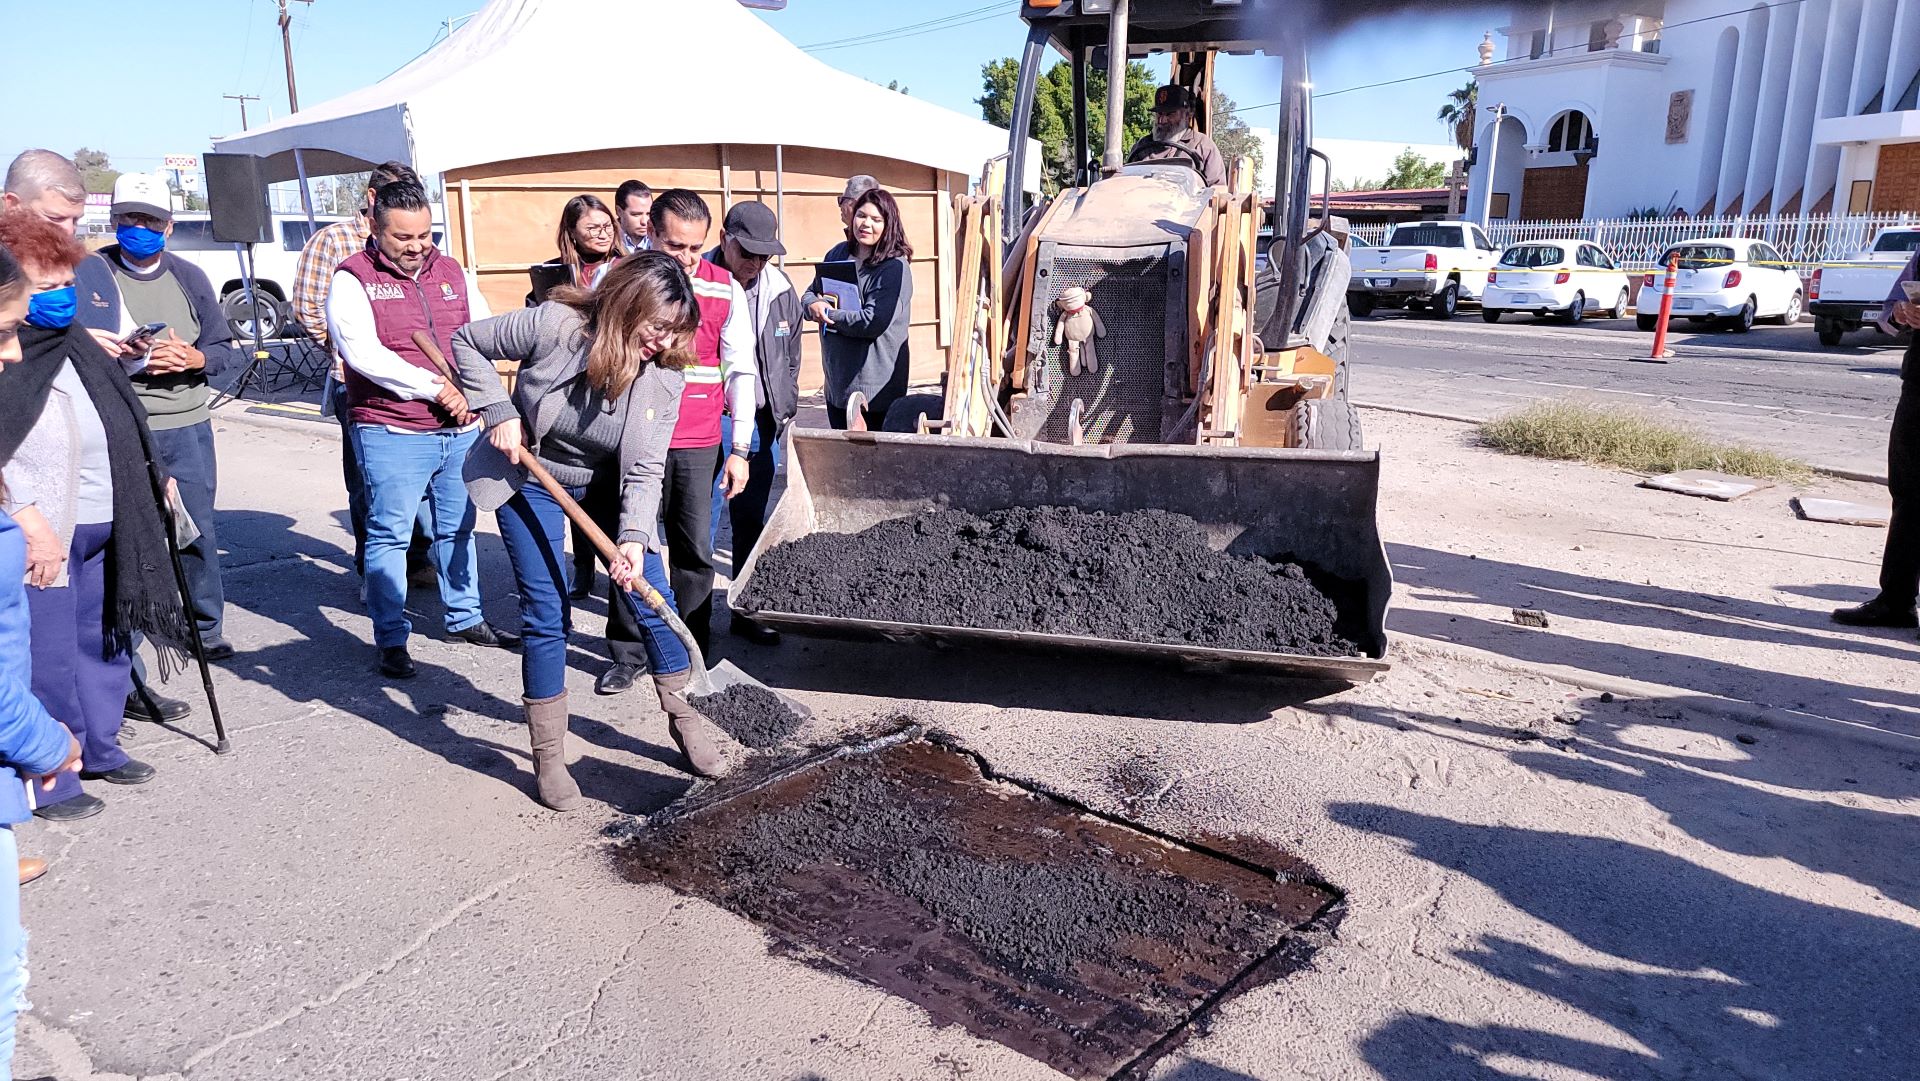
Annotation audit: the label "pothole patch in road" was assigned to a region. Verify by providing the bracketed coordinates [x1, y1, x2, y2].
[616, 730, 1340, 1079]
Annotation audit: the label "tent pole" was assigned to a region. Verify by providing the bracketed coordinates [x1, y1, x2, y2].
[774, 145, 785, 270]
[293, 147, 316, 228]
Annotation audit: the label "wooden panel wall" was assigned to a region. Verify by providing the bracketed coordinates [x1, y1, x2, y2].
[443, 144, 959, 393]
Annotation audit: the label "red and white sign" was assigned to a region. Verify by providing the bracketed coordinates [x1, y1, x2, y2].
[163, 154, 200, 170]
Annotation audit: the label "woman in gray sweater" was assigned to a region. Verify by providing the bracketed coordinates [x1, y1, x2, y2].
[802, 188, 913, 430]
[451, 252, 738, 808]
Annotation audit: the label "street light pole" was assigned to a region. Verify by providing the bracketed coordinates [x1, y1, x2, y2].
[1480, 102, 1507, 227]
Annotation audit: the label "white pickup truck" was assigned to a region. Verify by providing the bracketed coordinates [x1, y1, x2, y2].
[1808, 227, 1920, 347]
[1347, 219, 1501, 320]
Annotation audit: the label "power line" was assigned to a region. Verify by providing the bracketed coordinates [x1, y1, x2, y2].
[802, 2, 1015, 52]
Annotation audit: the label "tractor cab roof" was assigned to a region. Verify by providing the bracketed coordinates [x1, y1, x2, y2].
[1019, 0, 1289, 57]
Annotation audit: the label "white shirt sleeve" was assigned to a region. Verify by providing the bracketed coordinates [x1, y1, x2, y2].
[721, 279, 758, 449]
[325, 270, 445, 401]
[465, 271, 492, 320]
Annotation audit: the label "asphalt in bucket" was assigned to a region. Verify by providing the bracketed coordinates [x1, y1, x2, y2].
[740, 505, 1366, 656]
[616, 735, 1339, 1079]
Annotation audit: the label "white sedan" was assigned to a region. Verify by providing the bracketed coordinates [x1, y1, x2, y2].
[1634, 237, 1805, 333]
[1481, 241, 1631, 324]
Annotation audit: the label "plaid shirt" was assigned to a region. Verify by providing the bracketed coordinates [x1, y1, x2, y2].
[292, 214, 371, 350]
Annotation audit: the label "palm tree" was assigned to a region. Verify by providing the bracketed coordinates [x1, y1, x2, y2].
[1437, 80, 1479, 155]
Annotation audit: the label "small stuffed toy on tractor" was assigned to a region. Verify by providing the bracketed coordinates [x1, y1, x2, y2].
[1053, 286, 1105, 377]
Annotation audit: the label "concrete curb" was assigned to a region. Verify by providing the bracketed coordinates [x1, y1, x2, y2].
[211, 401, 341, 441]
[1353, 399, 1891, 487]
[1390, 633, 1920, 754]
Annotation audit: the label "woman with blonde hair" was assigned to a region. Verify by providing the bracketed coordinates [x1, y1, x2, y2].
[452, 251, 738, 808]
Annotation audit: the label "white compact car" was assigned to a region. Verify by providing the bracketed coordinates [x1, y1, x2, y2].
[1634, 237, 1805, 333]
[1481, 240, 1631, 324]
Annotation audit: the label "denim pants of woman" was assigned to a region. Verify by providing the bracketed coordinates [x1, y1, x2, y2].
[496, 478, 689, 700]
[0, 827, 25, 1073]
[28, 523, 131, 808]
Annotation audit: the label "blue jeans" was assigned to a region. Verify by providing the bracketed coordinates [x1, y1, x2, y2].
[0, 828, 22, 1074]
[497, 479, 688, 698]
[710, 408, 781, 569]
[330, 379, 433, 578]
[353, 425, 484, 649]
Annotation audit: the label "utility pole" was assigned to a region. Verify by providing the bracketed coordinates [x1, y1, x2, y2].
[278, 0, 314, 113]
[277, 0, 317, 226]
[223, 93, 261, 131]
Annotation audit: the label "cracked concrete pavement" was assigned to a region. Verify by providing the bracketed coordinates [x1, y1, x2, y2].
[11, 408, 1918, 1080]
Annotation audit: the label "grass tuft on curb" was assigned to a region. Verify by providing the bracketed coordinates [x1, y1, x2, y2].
[1478, 401, 1813, 483]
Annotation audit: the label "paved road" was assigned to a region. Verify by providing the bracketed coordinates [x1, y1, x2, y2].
[1350, 309, 1911, 477]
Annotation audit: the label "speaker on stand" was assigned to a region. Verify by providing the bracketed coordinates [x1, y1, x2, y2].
[204, 153, 276, 406]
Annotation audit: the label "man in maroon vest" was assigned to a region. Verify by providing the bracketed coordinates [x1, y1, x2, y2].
[325, 180, 517, 679]
[597, 189, 756, 693]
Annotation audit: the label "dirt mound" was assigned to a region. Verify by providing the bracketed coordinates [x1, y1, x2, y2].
[689, 684, 803, 749]
[741, 505, 1364, 656]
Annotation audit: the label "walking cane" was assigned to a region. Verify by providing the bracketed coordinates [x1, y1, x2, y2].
[157, 485, 232, 755]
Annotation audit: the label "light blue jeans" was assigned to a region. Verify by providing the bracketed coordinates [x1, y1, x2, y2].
[353, 425, 485, 649]
[0, 827, 25, 1072]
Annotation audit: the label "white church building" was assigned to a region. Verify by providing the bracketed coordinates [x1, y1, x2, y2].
[1464, 0, 1920, 221]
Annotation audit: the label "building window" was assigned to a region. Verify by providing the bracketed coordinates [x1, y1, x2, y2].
[1529, 29, 1548, 59]
[1547, 111, 1597, 153]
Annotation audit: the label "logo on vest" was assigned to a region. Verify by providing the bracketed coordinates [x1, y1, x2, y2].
[440, 282, 459, 301]
[366, 282, 406, 302]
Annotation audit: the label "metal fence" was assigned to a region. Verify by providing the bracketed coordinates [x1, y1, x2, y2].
[1349, 212, 1920, 274]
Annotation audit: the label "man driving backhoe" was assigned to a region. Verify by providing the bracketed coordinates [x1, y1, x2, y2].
[1126, 84, 1227, 189]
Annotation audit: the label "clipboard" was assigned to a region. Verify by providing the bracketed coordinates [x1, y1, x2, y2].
[816, 259, 860, 311]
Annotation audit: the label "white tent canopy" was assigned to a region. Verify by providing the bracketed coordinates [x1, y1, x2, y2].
[211, 0, 1032, 188]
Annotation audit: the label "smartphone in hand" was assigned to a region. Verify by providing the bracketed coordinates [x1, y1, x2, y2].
[1903, 280, 1919, 302]
[118, 321, 168, 351]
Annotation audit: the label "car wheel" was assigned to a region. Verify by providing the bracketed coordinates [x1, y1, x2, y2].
[1609, 288, 1630, 319]
[1560, 291, 1585, 325]
[1769, 291, 1803, 326]
[222, 289, 284, 341]
[1814, 316, 1845, 347]
[1347, 293, 1375, 318]
[1426, 281, 1459, 320]
[1481, 308, 1502, 324]
[1636, 313, 1658, 332]
[1724, 297, 1755, 333]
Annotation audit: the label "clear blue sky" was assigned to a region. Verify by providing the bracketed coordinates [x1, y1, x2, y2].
[0, 0, 1490, 176]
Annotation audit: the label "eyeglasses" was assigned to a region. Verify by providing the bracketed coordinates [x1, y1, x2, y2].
[579, 223, 616, 237]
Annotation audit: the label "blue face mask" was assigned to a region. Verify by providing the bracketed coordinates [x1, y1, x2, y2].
[116, 223, 167, 259]
[25, 286, 77, 329]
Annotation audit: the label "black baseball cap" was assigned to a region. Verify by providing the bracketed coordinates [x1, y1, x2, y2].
[724, 201, 785, 257]
[1153, 85, 1196, 113]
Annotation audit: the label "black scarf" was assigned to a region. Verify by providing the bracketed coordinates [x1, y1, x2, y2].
[0, 324, 192, 675]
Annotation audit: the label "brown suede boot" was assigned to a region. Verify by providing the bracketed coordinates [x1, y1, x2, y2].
[523, 691, 584, 811]
[654, 670, 741, 778]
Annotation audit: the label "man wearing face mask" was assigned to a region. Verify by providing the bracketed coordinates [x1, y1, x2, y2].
[97, 173, 241, 660]
[1126, 85, 1227, 189]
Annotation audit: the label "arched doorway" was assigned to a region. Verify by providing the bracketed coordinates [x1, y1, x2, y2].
[1474, 114, 1528, 221]
[1521, 109, 1598, 220]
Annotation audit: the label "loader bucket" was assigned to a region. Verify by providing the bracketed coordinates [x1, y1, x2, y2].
[731, 430, 1392, 682]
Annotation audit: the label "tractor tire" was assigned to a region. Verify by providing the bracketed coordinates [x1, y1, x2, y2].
[1815, 317, 1846, 347]
[1291, 397, 1363, 451]
[1425, 281, 1460, 320]
[881, 393, 944, 433]
[1323, 301, 1353, 401]
[1636, 313, 1658, 332]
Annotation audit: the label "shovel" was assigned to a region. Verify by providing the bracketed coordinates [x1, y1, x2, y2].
[411, 330, 802, 711]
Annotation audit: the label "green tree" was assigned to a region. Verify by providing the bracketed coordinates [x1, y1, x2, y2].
[1381, 149, 1447, 190]
[978, 57, 1156, 194]
[1209, 89, 1263, 186]
[72, 147, 119, 194]
[1436, 79, 1478, 154]
[886, 79, 909, 95]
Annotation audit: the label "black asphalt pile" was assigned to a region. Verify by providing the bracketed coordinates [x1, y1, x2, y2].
[688, 684, 803, 750]
[618, 739, 1337, 1079]
[741, 505, 1365, 656]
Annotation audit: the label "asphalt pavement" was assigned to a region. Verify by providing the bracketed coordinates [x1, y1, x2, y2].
[1349, 307, 1911, 477]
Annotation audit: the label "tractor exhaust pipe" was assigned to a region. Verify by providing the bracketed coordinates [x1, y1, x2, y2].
[1101, 0, 1132, 175]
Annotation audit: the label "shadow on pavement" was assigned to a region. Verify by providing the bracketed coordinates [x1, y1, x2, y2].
[1387, 544, 1920, 734]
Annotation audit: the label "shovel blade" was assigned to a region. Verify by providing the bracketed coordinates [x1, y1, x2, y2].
[700, 660, 815, 723]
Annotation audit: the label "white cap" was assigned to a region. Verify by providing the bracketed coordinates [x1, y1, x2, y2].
[110, 172, 172, 220]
